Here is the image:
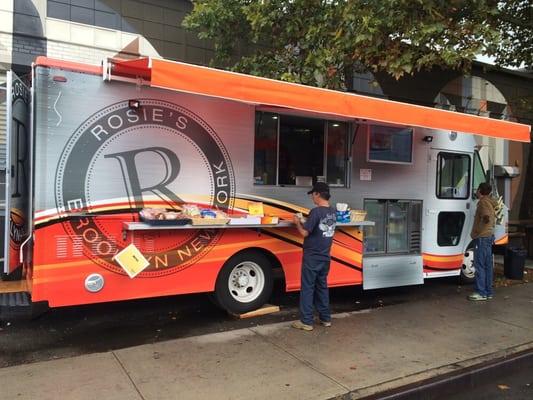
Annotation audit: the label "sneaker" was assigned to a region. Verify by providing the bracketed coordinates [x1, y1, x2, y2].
[291, 321, 313, 331]
[318, 319, 332, 327]
[468, 293, 487, 301]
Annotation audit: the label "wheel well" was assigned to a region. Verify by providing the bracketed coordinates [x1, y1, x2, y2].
[464, 240, 475, 256]
[227, 247, 284, 277]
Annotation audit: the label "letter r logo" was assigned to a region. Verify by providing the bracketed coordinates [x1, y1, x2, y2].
[105, 147, 182, 209]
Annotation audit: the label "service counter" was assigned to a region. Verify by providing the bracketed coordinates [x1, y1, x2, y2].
[123, 220, 374, 232]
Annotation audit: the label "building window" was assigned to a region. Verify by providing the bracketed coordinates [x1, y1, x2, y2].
[351, 71, 384, 97]
[368, 125, 413, 164]
[47, 0, 120, 30]
[253, 112, 349, 187]
[436, 152, 471, 199]
[437, 212, 465, 246]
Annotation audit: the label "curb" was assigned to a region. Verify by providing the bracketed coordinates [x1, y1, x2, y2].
[328, 342, 533, 400]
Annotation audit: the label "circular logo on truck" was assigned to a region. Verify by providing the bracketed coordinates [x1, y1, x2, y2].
[55, 99, 235, 276]
[9, 208, 27, 247]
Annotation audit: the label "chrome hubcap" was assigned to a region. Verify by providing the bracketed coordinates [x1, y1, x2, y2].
[228, 261, 265, 303]
[462, 249, 475, 278]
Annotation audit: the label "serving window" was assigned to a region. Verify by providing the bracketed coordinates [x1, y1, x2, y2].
[253, 112, 349, 187]
[368, 125, 413, 164]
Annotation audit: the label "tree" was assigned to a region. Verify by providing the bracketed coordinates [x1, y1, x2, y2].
[493, 0, 532, 69]
[182, 0, 530, 90]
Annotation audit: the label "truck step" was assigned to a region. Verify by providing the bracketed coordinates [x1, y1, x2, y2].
[0, 291, 31, 307]
[0, 292, 47, 320]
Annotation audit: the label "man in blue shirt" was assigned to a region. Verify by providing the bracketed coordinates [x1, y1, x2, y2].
[292, 182, 336, 331]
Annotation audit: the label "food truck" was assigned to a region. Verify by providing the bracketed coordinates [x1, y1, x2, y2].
[0, 56, 530, 316]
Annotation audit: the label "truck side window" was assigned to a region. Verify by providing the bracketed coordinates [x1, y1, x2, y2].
[253, 112, 278, 185]
[436, 153, 470, 199]
[326, 121, 348, 186]
[437, 212, 465, 246]
[472, 151, 487, 199]
[278, 115, 324, 185]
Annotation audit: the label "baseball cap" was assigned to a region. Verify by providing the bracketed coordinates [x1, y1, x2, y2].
[307, 182, 330, 195]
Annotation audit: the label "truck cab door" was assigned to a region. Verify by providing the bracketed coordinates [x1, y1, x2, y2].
[423, 150, 474, 276]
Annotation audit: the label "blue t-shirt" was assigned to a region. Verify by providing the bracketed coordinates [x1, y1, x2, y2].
[302, 206, 336, 260]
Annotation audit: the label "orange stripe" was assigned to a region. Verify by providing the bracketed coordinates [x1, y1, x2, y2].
[495, 235, 508, 245]
[423, 253, 463, 262]
[35, 237, 283, 271]
[35, 196, 299, 224]
[32, 249, 302, 285]
[35, 56, 101, 75]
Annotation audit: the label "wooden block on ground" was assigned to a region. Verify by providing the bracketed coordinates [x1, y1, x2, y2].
[0, 279, 28, 294]
[231, 304, 280, 319]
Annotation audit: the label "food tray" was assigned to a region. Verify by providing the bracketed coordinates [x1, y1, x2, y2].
[191, 218, 230, 226]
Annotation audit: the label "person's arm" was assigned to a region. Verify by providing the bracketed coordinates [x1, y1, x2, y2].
[293, 215, 309, 237]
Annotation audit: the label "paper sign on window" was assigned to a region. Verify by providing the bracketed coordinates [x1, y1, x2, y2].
[360, 169, 372, 181]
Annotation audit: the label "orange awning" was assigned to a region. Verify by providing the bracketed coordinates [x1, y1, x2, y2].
[107, 57, 529, 142]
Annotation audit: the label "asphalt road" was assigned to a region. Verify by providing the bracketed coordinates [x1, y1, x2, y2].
[0, 276, 470, 369]
[440, 362, 533, 400]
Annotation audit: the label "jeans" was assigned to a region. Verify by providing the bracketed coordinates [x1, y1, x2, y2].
[299, 256, 331, 325]
[474, 236, 494, 297]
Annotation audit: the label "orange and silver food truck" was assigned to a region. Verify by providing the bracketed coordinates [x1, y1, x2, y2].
[0, 57, 530, 316]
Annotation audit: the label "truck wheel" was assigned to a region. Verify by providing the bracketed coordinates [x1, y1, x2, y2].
[460, 246, 475, 284]
[214, 251, 273, 314]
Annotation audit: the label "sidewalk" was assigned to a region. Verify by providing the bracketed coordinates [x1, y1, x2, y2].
[1, 282, 532, 400]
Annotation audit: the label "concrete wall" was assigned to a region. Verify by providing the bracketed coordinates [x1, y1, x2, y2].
[0, 0, 214, 72]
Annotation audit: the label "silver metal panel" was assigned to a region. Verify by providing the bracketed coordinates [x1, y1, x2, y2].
[3, 71, 31, 274]
[0, 81, 7, 169]
[363, 254, 424, 290]
[3, 72, 13, 274]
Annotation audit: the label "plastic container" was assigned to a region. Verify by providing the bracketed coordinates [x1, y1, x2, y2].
[336, 210, 350, 223]
[504, 246, 526, 280]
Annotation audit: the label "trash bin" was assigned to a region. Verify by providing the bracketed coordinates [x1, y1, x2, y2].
[504, 246, 526, 280]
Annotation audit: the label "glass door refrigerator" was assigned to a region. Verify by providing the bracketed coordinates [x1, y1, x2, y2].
[362, 199, 423, 289]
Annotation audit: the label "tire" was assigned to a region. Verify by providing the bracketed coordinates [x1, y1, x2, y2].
[214, 251, 274, 314]
[460, 245, 476, 284]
